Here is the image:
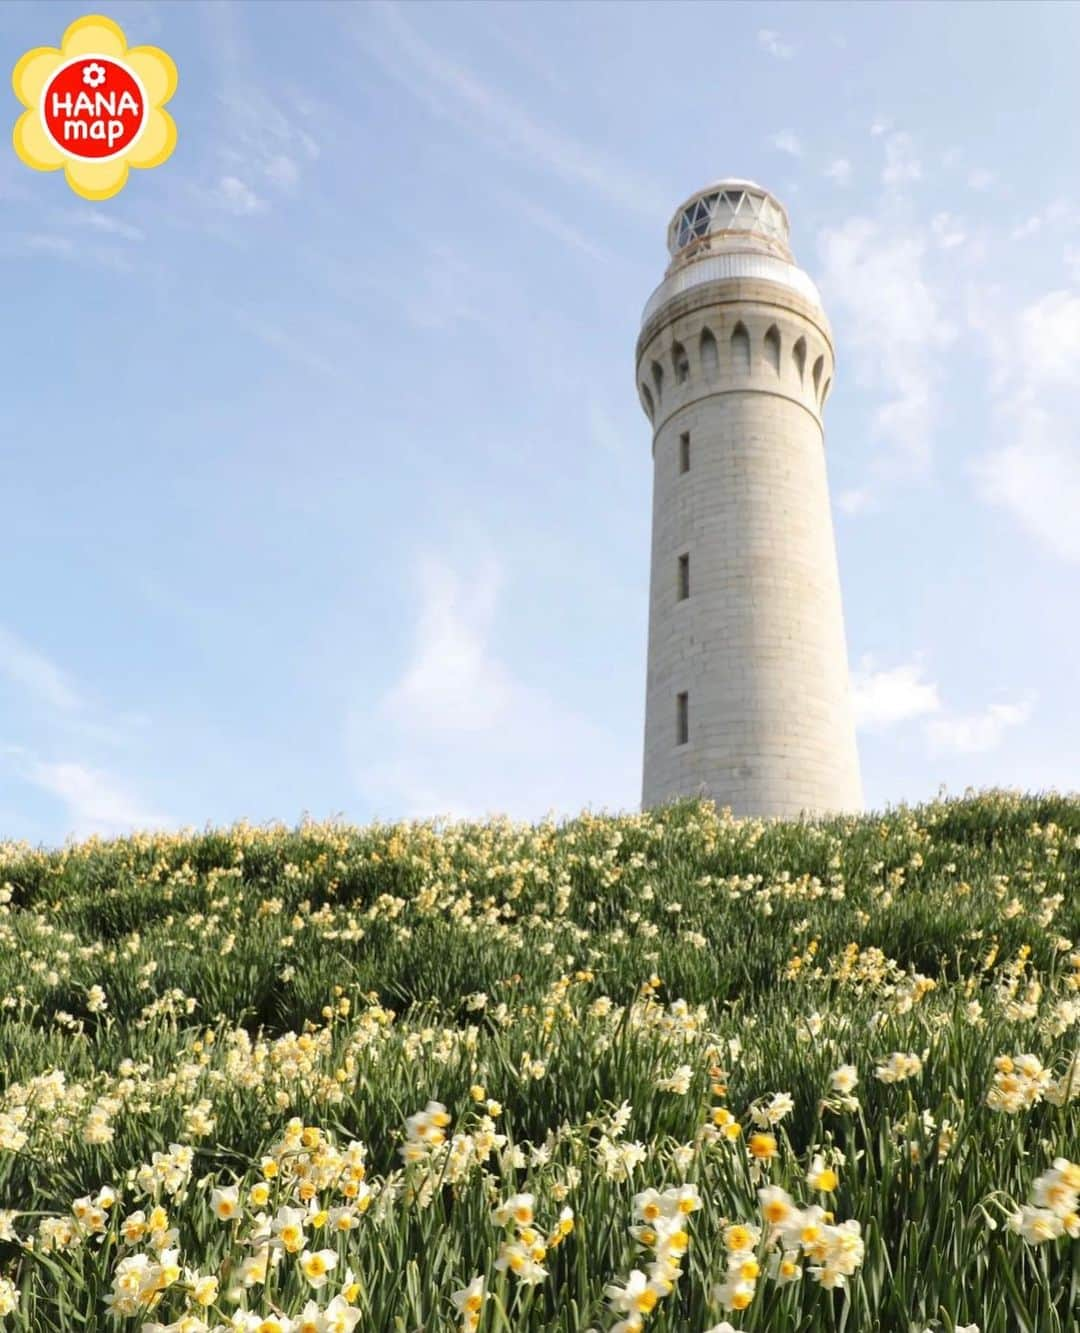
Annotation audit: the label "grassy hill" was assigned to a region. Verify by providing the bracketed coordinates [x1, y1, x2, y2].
[0, 791, 1078, 1331]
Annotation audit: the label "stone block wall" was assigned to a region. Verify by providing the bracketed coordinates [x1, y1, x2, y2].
[637, 278, 863, 817]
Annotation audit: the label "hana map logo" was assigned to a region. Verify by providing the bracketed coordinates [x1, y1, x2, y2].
[12, 13, 176, 200]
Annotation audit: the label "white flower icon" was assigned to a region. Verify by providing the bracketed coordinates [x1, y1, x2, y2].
[82, 62, 107, 89]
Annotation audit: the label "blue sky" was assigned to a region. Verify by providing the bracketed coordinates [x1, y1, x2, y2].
[2, 0, 1078, 844]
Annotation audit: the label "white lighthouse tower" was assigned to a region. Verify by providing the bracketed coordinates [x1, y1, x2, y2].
[638, 180, 862, 818]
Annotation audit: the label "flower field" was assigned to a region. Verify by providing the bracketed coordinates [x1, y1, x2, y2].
[0, 791, 1078, 1332]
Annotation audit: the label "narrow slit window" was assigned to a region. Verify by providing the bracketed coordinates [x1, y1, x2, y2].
[812, 354, 824, 397]
[676, 692, 689, 746]
[677, 553, 690, 601]
[679, 431, 690, 473]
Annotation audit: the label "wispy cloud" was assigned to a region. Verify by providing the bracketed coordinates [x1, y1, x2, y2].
[227, 304, 343, 379]
[216, 87, 319, 197]
[925, 695, 1035, 755]
[0, 627, 166, 840]
[353, 552, 636, 820]
[967, 167, 996, 191]
[22, 758, 169, 839]
[349, 2, 666, 221]
[500, 192, 614, 263]
[7, 233, 75, 258]
[836, 486, 873, 515]
[771, 130, 802, 158]
[199, 2, 321, 203]
[64, 209, 145, 242]
[1013, 215, 1043, 240]
[0, 229, 143, 275]
[930, 212, 966, 249]
[971, 288, 1080, 562]
[216, 176, 267, 217]
[0, 627, 83, 713]
[1008, 200, 1074, 243]
[824, 158, 852, 185]
[881, 133, 922, 188]
[818, 214, 953, 476]
[757, 28, 793, 60]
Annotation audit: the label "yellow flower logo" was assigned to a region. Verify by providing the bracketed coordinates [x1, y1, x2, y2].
[12, 13, 176, 200]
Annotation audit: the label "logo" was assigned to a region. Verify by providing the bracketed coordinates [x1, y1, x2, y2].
[12, 14, 176, 200]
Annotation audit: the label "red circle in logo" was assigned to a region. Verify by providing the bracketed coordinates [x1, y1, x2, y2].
[41, 56, 146, 161]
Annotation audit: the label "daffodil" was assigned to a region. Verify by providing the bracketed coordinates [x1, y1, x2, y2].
[300, 1248, 338, 1289]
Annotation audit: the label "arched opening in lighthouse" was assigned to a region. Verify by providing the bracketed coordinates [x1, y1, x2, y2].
[699, 327, 718, 377]
[731, 322, 751, 373]
[764, 324, 781, 374]
[793, 336, 807, 382]
[672, 340, 690, 384]
[651, 360, 664, 403]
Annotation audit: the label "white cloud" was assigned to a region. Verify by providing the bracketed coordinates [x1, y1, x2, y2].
[881, 133, 921, 187]
[851, 653, 1035, 764]
[972, 289, 1080, 561]
[818, 215, 953, 473]
[24, 759, 169, 839]
[851, 657, 941, 728]
[381, 556, 511, 735]
[836, 487, 873, 515]
[824, 158, 852, 185]
[975, 414, 1080, 562]
[930, 212, 966, 249]
[925, 695, 1035, 755]
[967, 167, 996, 191]
[353, 554, 636, 820]
[870, 118, 892, 137]
[216, 176, 266, 216]
[1010, 201, 1073, 242]
[758, 28, 793, 59]
[771, 130, 802, 158]
[1014, 290, 1080, 388]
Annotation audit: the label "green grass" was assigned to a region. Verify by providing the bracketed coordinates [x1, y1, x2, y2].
[0, 789, 1078, 1331]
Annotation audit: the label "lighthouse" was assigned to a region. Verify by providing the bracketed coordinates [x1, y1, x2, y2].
[638, 180, 862, 818]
